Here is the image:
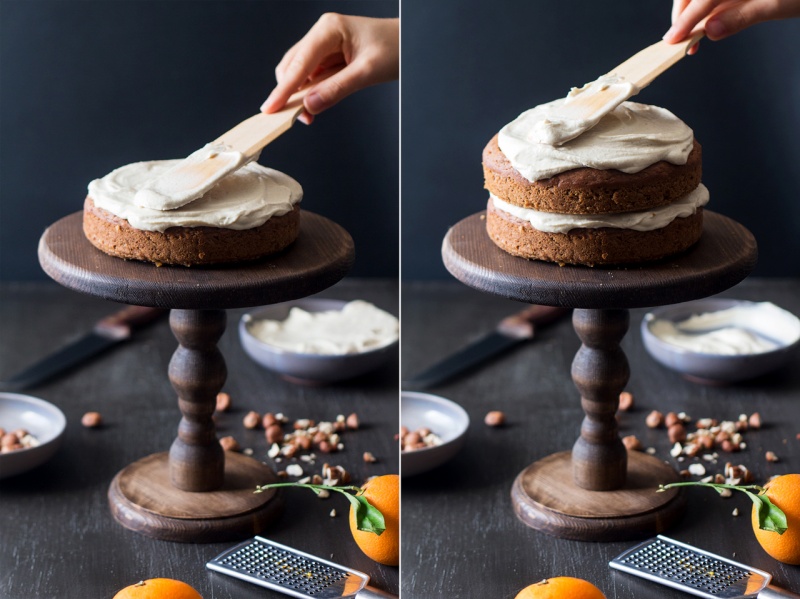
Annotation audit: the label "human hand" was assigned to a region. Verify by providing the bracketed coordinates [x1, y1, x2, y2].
[261, 13, 398, 124]
[665, 0, 800, 53]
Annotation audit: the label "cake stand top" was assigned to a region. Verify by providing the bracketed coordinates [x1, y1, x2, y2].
[442, 211, 757, 309]
[39, 211, 354, 310]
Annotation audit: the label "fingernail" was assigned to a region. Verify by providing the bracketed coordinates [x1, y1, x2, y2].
[705, 19, 726, 38]
[261, 91, 278, 113]
[662, 25, 678, 41]
[305, 92, 324, 115]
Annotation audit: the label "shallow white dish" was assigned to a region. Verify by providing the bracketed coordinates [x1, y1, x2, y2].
[641, 299, 800, 384]
[239, 298, 398, 384]
[0, 392, 66, 479]
[401, 391, 469, 477]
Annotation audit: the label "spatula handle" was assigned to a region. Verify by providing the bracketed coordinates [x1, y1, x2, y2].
[759, 585, 800, 598]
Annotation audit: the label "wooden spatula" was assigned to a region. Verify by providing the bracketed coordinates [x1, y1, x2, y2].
[541, 30, 705, 145]
[134, 85, 315, 210]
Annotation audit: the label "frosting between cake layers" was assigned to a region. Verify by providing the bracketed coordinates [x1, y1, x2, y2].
[498, 100, 694, 181]
[491, 184, 709, 233]
[88, 160, 302, 232]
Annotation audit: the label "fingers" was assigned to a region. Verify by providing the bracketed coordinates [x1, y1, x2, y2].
[261, 14, 345, 113]
[303, 58, 371, 114]
[664, 0, 724, 42]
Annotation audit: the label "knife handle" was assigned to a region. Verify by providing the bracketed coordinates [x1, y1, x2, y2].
[496, 305, 569, 340]
[93, 306, 168, 340]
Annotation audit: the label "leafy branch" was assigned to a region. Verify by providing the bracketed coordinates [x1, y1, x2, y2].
[659, 481, 787, 534]
[256, 482, 386, 535]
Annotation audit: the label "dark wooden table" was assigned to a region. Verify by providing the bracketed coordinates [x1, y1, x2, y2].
[401, 277, 800, 599]
[0, 278, 398, 599]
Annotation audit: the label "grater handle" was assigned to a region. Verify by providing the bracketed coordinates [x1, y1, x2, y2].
[357, 585, 398, 598]
[760, 585, 800, 599]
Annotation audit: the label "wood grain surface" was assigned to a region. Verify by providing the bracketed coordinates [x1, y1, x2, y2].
[0, 278, 398, 599]
[401, 278, 800, 599]
[442, 210, 757, 309]
[38, 210, 355, 309]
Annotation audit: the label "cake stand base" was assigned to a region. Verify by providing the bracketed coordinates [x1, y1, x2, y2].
[108, 452, 282, 543]
[511, 451, 685, 541]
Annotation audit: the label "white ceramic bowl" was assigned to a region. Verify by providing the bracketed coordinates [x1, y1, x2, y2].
[239, 298, 398, 384]
[401, 391, 469, 477]
[641, 299, 800, 384]
[0, 392, 66, 479]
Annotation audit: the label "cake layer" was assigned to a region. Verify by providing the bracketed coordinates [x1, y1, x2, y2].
[83, 198, 300, 266]
[485, 198, 704, 267]
[483, 134, 702, 215]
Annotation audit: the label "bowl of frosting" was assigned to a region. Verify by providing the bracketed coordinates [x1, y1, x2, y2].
[641, 299, 800, 384]
[239, 298, 399, 384]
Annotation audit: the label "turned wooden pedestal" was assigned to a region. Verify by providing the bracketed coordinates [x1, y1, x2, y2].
[442, 211, 757, 541]
[38, 211, 354, 542]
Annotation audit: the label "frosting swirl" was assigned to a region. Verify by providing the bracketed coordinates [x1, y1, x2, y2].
[88, 160, 301, 232]
[498, 100, 694, 181]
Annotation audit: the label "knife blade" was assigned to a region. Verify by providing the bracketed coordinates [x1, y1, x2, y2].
[1, 305, 167, 390]
[402, 305, 569, 389]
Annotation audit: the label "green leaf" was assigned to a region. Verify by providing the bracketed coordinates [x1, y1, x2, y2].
[659, 481, 788, 535]
[354, 494, 386, 536]
[254, 481, 386, 535]
[748, 492, 788, 534]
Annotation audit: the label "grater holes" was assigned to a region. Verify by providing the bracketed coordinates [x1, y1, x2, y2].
[219, 541, 348, 595]
[621, 539, 749, 594]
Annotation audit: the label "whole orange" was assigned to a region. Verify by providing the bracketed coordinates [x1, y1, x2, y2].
[349, 474, 399, 566]
[515, 577, 606, 599]
[113, 578, 203, 599]
[751, 474, 800, 565]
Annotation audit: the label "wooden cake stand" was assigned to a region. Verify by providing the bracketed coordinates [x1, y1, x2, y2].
[442, 211, 757, 541]
[38, 210, 354, 543]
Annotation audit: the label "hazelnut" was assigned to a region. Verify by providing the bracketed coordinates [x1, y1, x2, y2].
[219, 436, 240, 452]
[266, 424, 283, 444]
[721, 440, 738, 453]
[665, 412, 680, 428]
[668, 423, 687, 443]
[262, 413, 277, 428]
[645, 410, 664, 428]
[319, 440, 334, 454]
[766, 451, 779, 463]
[215, 392, 231, 412]
[243, 411, 261, 429]
[484, 411, 506, 427]
[346, 413, 360, 430]
[618, 391, 634, 412]
[622, 435, 642, 451]
[748, 412, 762, 429]
[81, 411, 103, 428]
[363, 451, 378, 463]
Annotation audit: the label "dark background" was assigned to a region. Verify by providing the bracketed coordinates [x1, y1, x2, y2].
[0, 0, 398, 281]
[401, 0, 800, 280]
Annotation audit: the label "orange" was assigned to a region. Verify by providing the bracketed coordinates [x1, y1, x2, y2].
[349, 474, 399, 566]
[515, 577, 606, 599]
[113, 578, 203, 599]
[751, 474, 800, 565]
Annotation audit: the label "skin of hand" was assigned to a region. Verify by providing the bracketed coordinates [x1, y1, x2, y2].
[261, 13, 398, 124]
[665, 0, 800, 54]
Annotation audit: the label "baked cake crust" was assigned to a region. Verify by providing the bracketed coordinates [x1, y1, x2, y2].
[483, 134, 703, 214]
[83, 197, 300, 266]
[485, 198, 704, 266]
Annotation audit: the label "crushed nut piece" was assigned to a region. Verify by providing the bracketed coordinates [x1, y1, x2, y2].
[219, 436, 240, 452]
[765, 451, 779, 463]
[81, 411, 103, 428]
[484, 411, 506, 427]
[618, 391, 634, 412]
[215, 392, 231, 412]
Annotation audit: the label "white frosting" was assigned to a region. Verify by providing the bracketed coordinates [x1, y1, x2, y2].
[246, 300, 399, 355]
[134, 143, 251, 210]
[531, 75, 639, 145]
[88, 160, 301, 232]
[491, 184, 708, 233]
[647, 303, 800, 355]
[498, 100, 694, 181]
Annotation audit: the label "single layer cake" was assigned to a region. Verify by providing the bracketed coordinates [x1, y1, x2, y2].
[83, 160, 302, 266]
[484, 100, 709, 266]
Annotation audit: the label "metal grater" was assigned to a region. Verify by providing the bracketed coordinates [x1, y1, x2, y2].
[610, 535, 800, 598]
[206, 536, 396, 599]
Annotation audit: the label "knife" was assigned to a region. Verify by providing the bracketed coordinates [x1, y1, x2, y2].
[1, 305, 167, 390]
[402, 305, 570, 389]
